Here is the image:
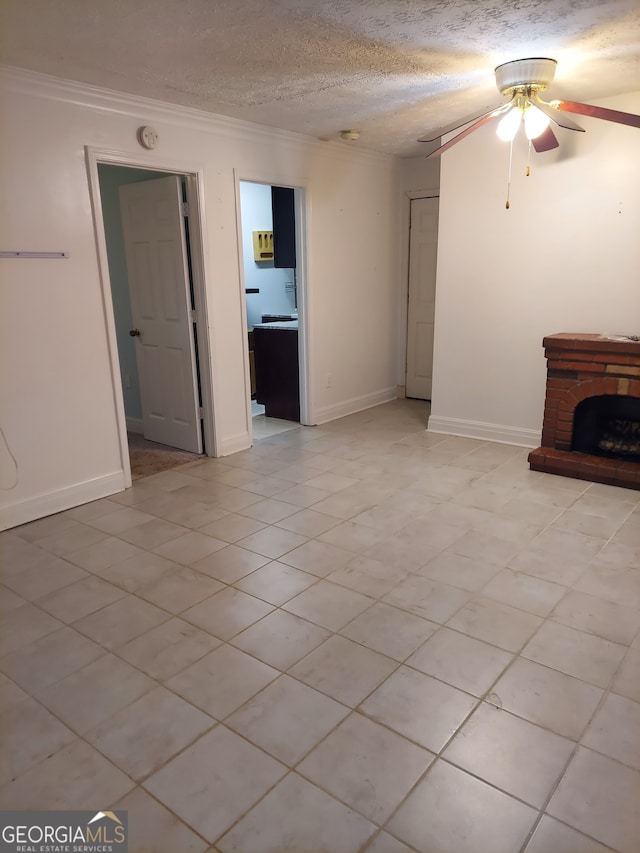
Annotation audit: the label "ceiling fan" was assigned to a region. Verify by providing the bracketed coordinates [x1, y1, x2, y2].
[419, 57, 640, 158]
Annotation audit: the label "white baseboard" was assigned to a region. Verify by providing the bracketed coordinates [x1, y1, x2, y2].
[125, 416, 144, 434]
[427, 415, 540, 448]
[218, 431, 252, 456]
[0, 471, 127, 531]
[313, 386, 399, 425]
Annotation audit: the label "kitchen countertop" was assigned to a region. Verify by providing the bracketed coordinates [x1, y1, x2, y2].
[252, 321, 299, 330]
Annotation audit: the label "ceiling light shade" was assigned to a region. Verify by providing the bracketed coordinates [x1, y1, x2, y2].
[524, 105, 551, 139]
[496, 108, 522, 141]
[495, 58, 557, 96]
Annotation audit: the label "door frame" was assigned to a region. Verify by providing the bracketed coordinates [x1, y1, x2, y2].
[85, 147, 217, 487]
[233, 170, 311, 433]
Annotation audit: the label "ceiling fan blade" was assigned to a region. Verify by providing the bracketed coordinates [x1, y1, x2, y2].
[418, 103, 508, 143]
[550, 99, 640, 130]
[532, 126, 559, 152]
[533, 99, 585, 132]
[424, 104, 512, 158]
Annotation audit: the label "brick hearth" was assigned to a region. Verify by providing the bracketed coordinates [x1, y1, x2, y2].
[528, 333, 640, 490]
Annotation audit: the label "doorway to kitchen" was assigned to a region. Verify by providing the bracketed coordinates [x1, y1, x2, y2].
[238, 180, 306, 440]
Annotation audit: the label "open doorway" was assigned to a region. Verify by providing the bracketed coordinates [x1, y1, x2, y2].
[238, 180, 304, 440]
[96, 163, 210, 479]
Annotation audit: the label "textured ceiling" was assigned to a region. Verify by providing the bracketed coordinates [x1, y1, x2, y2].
[1, 0, 639, 156]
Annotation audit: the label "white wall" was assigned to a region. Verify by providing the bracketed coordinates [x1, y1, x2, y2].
[429, 92, 640, 446]
[239, 181, 296, 328]
[0, 68, 400, 529]
[399, 157, 440, 197]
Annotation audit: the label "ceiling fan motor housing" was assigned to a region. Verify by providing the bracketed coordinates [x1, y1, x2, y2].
[495, 58, 557, 95]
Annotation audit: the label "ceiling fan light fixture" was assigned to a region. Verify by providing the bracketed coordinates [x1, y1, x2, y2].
[419, 55, 640, 204]
[524, 104, 551, 139]
[495, 57, 557, 96]
[496, 107, 522, 141]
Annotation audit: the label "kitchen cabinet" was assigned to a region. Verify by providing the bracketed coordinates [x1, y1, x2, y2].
[253, 323, 300, 421]
[271, 186, 296, 269]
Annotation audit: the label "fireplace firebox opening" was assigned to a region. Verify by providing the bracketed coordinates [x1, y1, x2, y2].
[572, 395, 640, 461]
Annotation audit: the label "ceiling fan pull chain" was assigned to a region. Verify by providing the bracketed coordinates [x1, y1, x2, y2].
[506, 138, 514, 209]
[526, 139, 532, 176]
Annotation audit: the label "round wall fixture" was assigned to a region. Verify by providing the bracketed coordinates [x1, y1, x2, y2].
[137, 125, 159, 149]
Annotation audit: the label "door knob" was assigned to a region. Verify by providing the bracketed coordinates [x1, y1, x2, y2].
[129, 329, 141, 337]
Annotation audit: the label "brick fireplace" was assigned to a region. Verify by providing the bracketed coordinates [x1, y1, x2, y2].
[528, 333, 640, 490]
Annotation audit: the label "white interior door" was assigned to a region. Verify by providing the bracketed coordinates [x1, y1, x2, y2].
[119, 176, 202, 453]
[406, 196, 439, 400]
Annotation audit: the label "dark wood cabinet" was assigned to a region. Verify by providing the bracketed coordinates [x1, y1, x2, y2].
[253, 326, 300, 421]
[271, 186, 296, 269]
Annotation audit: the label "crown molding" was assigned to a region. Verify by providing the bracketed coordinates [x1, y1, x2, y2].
[1, 65, 396, 168]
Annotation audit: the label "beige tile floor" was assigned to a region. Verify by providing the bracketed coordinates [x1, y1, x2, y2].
[251, 403, 301, 441]
[1, 398, 640, 853]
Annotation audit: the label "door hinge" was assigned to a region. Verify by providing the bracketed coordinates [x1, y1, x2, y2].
[198, 407, 204, 419]
[190, 309, 197, 322]
[181, 201, 190, 217]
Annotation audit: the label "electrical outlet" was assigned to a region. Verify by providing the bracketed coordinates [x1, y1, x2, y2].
[326, 373, 332, 389]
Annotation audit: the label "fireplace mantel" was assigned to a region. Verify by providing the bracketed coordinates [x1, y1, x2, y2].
[538, 332, 640, 357]
[528, 333, 640, 489]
